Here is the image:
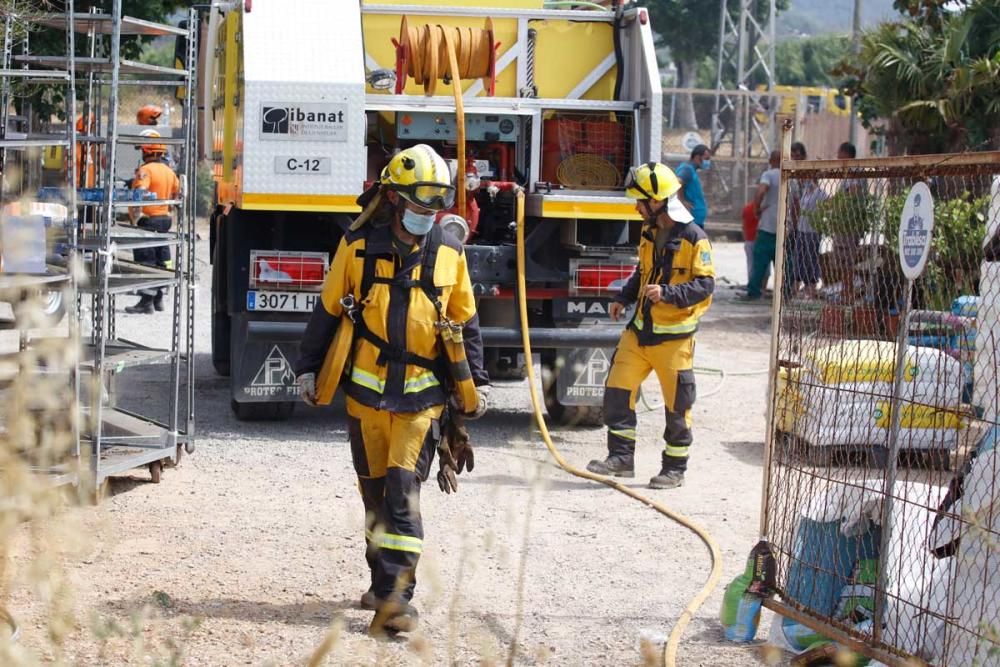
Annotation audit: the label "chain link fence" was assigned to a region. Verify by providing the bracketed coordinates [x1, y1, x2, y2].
[759, 144, 1000, 665]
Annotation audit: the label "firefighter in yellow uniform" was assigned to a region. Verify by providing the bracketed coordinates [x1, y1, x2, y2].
[125, 131, 180, 314]
[293, 145, 490, 635]
[587, 162, 714, 489]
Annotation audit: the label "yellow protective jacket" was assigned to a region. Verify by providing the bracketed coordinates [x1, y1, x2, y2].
[295, 220, 489, 413]
[614, 220, 715, 345]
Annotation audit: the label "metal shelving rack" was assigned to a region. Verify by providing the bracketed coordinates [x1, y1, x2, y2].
[0, 0, 81, 488]
[18, 2, 198, 488]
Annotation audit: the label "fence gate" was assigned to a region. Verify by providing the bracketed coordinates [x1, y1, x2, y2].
[759, 130, 1000, 666]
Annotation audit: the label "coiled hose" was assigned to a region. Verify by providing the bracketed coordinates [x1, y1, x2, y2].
[398, 18, 495, 218]
[514, 190, 723, 666]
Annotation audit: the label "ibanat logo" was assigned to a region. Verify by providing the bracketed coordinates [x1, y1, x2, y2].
[261, 106, 346, 134]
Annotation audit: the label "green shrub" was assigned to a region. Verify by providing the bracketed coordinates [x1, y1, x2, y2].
[810, 189, 880, 239]
[195, 161, 215, 217]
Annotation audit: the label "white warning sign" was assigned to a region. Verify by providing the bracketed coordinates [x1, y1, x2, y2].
[560, 348, 611, 403]
[245, 345, 297, 398]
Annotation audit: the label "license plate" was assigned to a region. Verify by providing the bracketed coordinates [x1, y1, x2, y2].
[246, 290, 318, 312]
[274, 157, 331, 174]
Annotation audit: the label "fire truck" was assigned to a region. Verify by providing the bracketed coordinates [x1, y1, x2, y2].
[201, 0, 661, 421]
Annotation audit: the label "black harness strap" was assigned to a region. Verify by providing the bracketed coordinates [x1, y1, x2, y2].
[352, 224, 447, 371]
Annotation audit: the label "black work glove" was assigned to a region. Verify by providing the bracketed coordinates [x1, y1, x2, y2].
[437, 443, 459, 494]
[436, 412, 474, 494]
[448, 415, 474, 474]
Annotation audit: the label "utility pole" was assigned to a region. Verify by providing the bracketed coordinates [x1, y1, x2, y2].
[849, 0, 862, 149]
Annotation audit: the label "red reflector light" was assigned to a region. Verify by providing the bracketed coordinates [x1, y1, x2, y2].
[639, 9, 648, 24]
[250, 251, 328, 290]
[575, 264, 635, 291]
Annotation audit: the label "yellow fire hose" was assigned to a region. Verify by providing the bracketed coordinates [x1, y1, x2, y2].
[514, 190, 723, 666]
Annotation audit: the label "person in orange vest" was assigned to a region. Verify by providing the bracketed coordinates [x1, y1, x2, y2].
[125, 131, 180, 314]
[136, 104, 162, 126]
[74, 114, 98, 188]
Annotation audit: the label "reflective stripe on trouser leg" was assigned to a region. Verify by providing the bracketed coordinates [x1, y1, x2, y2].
[603, 329, 652, 462]
[345, 398, 443, 603]
[360, 477, 386, 591]
[662, 408, 693, 472]
[647, 337, 696, 473]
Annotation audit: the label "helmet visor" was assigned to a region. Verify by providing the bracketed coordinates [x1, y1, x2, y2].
[400, 181, 456, 211]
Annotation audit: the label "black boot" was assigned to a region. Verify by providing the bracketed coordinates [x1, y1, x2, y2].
[370, 598, 419, 636]
[153, 291, 165, 312]
[649, 468, 685, 489]
[586, 455, 635, 477]
[360, 589, 381, 610]
[125, 295, 154, 314]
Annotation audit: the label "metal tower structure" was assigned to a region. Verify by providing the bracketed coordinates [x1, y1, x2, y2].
[711, 0, 776, 212]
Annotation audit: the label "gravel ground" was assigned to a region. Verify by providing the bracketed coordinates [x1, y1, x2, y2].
[9, 224, 782, 666]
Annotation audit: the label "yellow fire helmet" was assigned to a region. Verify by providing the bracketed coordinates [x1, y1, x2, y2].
[624, 161, 693, 223]
[380, 144, 456, 211]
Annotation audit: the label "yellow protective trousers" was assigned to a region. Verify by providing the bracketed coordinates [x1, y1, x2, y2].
[603, 329, 697, 472]
[346, 396, 443, 602]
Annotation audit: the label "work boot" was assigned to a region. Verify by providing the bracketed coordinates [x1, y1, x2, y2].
[370, 599, 419, 636]
[360, 589, 381, 610]
[125, 295, 154, 314]
[586, 455, 635, 478]
[648, 469, 685, 489]
[153, 291, 165, 312]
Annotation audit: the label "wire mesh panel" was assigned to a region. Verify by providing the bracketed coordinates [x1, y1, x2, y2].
[539, 111, 633, 190]
[761, 147, 1000, 665]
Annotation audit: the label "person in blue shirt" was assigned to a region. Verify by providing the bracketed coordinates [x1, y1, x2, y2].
[675, 144, 712, 228]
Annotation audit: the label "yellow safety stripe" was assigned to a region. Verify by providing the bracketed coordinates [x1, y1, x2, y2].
[351, 367, 385, 394]
[665, 444, 689, 458]
[609, 428, 636, 441]
[541, 199, 642, 221]
[634, 317, 699, 335]
[403, 371, 441, 394]
[379, 533, 423, 554]
[240, 193, 361, 213]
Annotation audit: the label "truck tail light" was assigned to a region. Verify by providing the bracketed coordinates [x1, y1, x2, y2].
[249, 250, 329, 291]
[573, 263, 636, 294]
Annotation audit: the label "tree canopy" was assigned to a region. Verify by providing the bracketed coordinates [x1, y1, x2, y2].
[775, 34, 851, 88]
[838, 0, 1000, 153]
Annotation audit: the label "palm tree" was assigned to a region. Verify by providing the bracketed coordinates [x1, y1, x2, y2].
[840, 0, 1000, 154]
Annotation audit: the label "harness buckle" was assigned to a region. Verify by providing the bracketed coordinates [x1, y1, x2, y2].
[340, 294, 359, 323]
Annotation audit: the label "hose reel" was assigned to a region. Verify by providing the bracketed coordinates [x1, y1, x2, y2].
[393, 17, 498, 97]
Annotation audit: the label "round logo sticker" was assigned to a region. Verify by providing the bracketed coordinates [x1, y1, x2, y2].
[682, 131, 705, 153]
[898, 182, 934, 280]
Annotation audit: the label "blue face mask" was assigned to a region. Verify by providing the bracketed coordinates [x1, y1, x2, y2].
[401, 207, 436, 236]
[701, 159, 712, 171]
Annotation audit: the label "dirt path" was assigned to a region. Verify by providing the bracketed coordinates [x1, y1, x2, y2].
[9, 234, 780, 666]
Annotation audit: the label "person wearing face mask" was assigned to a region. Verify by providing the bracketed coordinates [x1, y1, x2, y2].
[587, 162, 715, 489]
[675, 144, 712, 229]
[293, 144, 490, 636]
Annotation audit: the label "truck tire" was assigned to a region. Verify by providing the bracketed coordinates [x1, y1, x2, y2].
[211, 213, 231, 376]
[0, 289, 66, 330]
[230, 399, 296, 421]
[212, 311, 231, 376]
[541, 362, 604, 427]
